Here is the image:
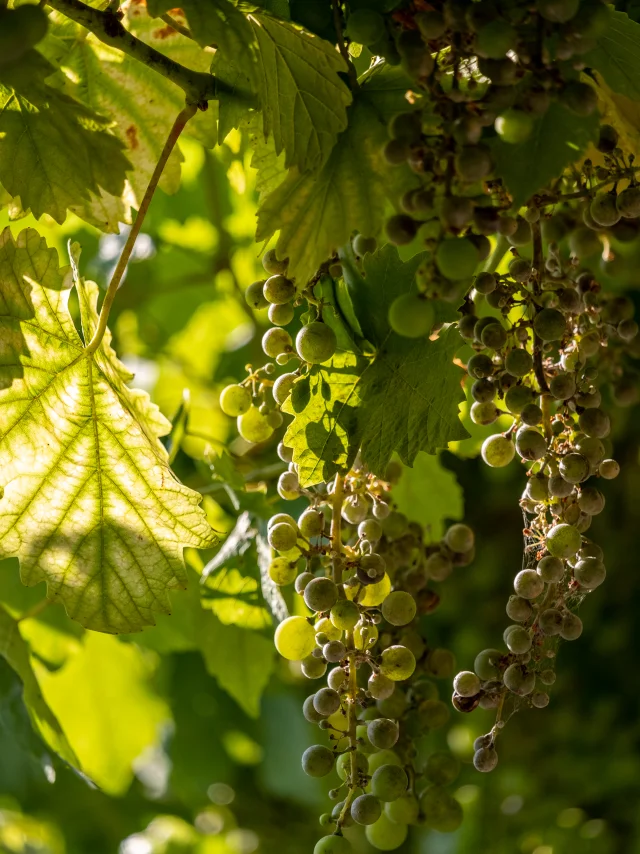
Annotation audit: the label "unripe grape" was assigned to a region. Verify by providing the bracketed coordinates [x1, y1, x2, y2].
[546, 523, 581, 558]
[426, 647, 456, 679]
[435, 237, 479, 281]
[538, 608, 563, 636]
[526, 474, 548, 502]
[503, 663, 535, 695]
[549, 372, 576, 400]
[353, 233, 378, 256]
[560, 81, 598, 116]
[514, 569, 544, 600]
[262, 327, 292, 358]
[474, 648, 503, 681]
[473, 747, 499, 772]
[505, 384, 534, 414]
[369, 672, 395, 700]
[590, 193, 620, 228]
[323, 640, 347, 663]
[298, 508, 324, 538]
[380, 645, 416, 681]
[578, 407, 610, 439]
[616, 186, 640, 218]
[330, 599, 359, 631]
[245, 280, 269, 310]
[495, 109, 533, 144]
[219, 383, 251, 416]
[354, 620, 378, 650]
[454, 143, 493, 181]
[381, 591, 416, 627]
[385, 794, 419, 825]
[304, 578, 339, 612]
[365, 813, 408, 850]
[599, 459, 620, 479]
[574, 557, 606, 589]
[578, 486, 605, 515]
[505, 625, 532, 654]
[388, 294, 434, 338]
[420, 785, 463, 831]
[471, 378, 496, 402]
[549, 476, 574, 500]
[516, 427, 547, 461]
[314, 836, 352, 854]
[304, 694, 327, 723]
[275, 616, 316, 660]
[346, 7, 385, 43]
[272, 372, 297, 406]
[540, 669, 556, 686]
[368, 719, 399, 751]
[238, 407, 274, 444]
[532, 691, 550, 708]
[506, 594, 533, 622]
[425, 551, 452, 581]
[358, 553, 386, 585]
[474, 271, 497, 295]
[351, 793, 382, 826]
[505, 348, 533, 377]
[560, 612, 583, 640]
[278, 471, 300, 500]
[277, 442, 294, 463]
[268, 522, 298, 552]
[269, 557, 298, 586]
[359, 518, 382, 543]
[328, 667, 347, 691]
[534, 308, 566, 341]
[537, 555, 564, 583]
[558, 453, 589, 484]
[508, 218, 532, 247]
[313, 688, 341, 716]
[268, 302, 294, 326]
[453, 670, 481, 697]
[467, 353, 493, 379]
[302, 655, 327, 679]
[444, 523, 474, 553]
[296, 322, 337, 364]
[336, 749, 368, 782]
[371, 764, 408, 802]
[262, 248, 288, 275]
[342, 495, 369, 525]
[482, 434, 515, 467]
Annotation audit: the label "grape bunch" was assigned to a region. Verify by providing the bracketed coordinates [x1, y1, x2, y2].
[269, 459, 475, 853]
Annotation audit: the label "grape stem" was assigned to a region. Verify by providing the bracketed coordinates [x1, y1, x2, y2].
[85, 104, 197, 355]
[531, 220, 550, 394]
[331, 0, 359, 92]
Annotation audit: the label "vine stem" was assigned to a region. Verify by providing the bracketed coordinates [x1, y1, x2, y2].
[482, 235, 509, 274]
[331, 0, 359, 92]
[531, 220, 550, 394]
[85, 103, 197, 355]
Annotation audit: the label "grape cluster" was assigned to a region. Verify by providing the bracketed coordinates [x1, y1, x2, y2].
[267, 459, 475, 853]
[339, 0, 616, 338]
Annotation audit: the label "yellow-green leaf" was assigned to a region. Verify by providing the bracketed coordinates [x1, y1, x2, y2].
[0, 228, 216, 633]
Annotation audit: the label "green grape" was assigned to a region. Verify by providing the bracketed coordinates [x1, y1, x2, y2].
[275, 616, 316, 660]
[578, 486, 605, 515]
[424, 751, 460, 786]
[272, 372, 297, 406]
[445, 523, 474, 553]
[526, 474, 548, 501]
[368, 719, 399, 750]
[351, 794, 382, 826]
[538, 0, 580, 23]
[219, 383, 251, 416]
[420, 786, 463, 832]
[245, 280, 269, 310]
[416, 10, 446, 39]
[346, 8, 385, 44]
[473, 746, 499, 772]
[369, 673, 396, 700]
[537, 555, 564, 583]
[268, 513, 297, 530]
[388, 294, 434, 338]
[262, 327, 293, 358]
[366, 813, 408, 851]
[380, 645, 416, 681]
[420, 699, 450, 729]
[505, 384, 534, 414]
[353, 234, 378, 256]
[539, 608, 563, 636]
[495, 109, 533, 144]
[263, 274, 295, 305]
[453, 670, 481, 697]
[549, 372, 576, 400]
[359, 518, 382, 543]
[540, 669, 556, 686]
[426, 647, 456, 679]
[356, 723, 379, 755]
[435, 237, 479, 280]
[560, 612, 583, 640]
[467, 353, 494, 379]
[328, 667, 347, 691]
[514, 569, 544, 599]
[559, 453, 589, 484]
[302, 655, 327, 679]
[599, 459, 620, 479]
[515, 427, 547, 461]
[532, 691, 550, 708]
[454, 144, 493, 182]
[505, 348, 533, 377]
[381, 591, 416, 627]
[471, 378, 496, 402]
[385, 214, 418, 246]
[481, 322, 508, 350]
[296, 322, 337, 364]
[476, 19, 517, 58]
[268, 557, 298, 586]
[574, 557, 606, 589]
[262, 248, 289, 275]
[313, 688, 341, 716]
[278, 471, 300, 500]
[474, 648, 503, 680]
[237, 407, 274, 443]
[304, 578, 339, 612]
[616, 186, 640, 218]
[385, 795, 419, 826]
[354, 620, 378, 650]
[298, 508, 325, 538]
[302, 745, 335, 777]
[330, 600, 360, 631]
[506, 594, 533, 622]
[371, 765, 408, 802]
[534, 308, 566, 342]
[590, 193, 620, 227]
[323, 640, 346, 663]
[481, 435, 515, 467]
[304, 694, 327, 723]
[315, 617, 342, 642]
[268, 522, 298, 552]
[313, 834, 352, 854]
[546, 523, 581, 558]
[268, 302, 295, 326]
[578, 408, 610, 439]
[503, 663, 535, 695]
[0, 5, 48, 65]
[425, 551, 452, 581]
[336, 750, 368, 781]
[569, 227, 602, 258]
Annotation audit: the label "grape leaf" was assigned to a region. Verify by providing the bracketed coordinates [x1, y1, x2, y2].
[146, 0, 251, 50]
[198, 615, 275, 718]
[249, 13, 352, 172]
[0, 228, 216, 633]
[37, 632, 170, 795]
[0, 53, 130, 225]
[0, 604, 79, 771]
[391, 453, 463, 540]
[491, 102, 600, 208]
[283, 247, 469, 485]
[585, 12, 640, 100]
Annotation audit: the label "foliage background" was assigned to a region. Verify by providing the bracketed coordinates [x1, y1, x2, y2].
[1, 116, 639, 854]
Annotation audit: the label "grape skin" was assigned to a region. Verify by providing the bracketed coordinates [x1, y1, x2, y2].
[274, 616, 316, 661]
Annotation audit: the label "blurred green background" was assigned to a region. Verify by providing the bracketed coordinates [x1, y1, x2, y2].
[0, 132, 638, 854]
